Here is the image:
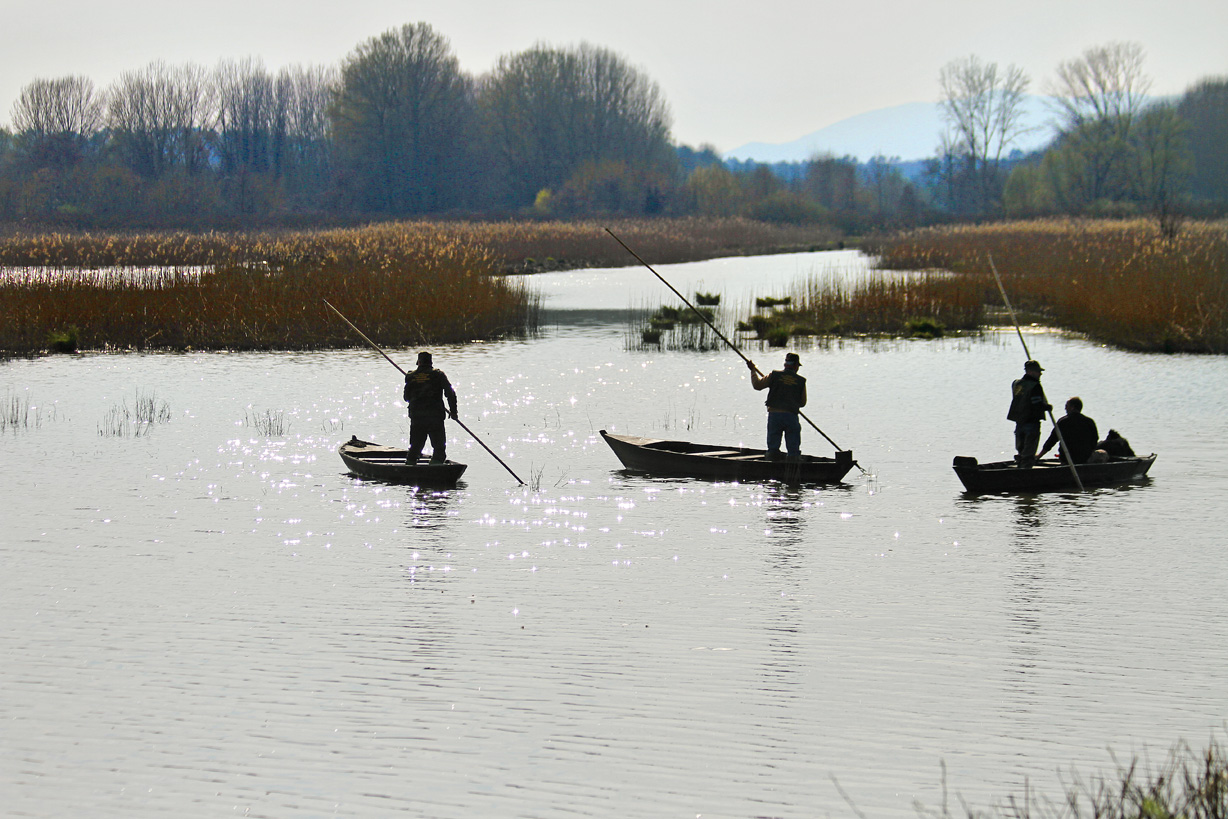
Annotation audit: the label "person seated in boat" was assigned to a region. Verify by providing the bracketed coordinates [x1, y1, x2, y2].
[403, 351, 458, 464]
[1007, 359, 1051, 467]
[1097, 429, 1136, 458]
[1038, 396, 1100, 464]
[747, 352, 807, 461]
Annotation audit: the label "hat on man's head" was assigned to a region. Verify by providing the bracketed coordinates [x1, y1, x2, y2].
[417, 351, 433, 364]
[1024, 359, 1043, 371]
[784, 352, 801, 367]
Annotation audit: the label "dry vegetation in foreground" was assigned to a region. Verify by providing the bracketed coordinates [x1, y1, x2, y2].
[868, 219, 1228, 353]
[0, 218, 839, 354]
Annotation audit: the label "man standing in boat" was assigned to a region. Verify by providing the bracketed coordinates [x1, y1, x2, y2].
[404, 351, 458, 464]
[747, 352, 807, 460]
[1007, 359, 1051, 467]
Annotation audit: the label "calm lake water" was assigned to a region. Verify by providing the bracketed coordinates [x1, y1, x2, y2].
[3, 251, 1227, 819]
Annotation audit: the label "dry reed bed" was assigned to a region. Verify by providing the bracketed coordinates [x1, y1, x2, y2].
[0, 218, 839, 271]
[0, 224, 538, 353]
[475, 218, 842, 271]
[868, 219, 1228, 353]
[0, 218, 837, 353]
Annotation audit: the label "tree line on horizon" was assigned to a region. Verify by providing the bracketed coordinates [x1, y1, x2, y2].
[0, 27, 1223, 234]
[928, 42, 1226, 233]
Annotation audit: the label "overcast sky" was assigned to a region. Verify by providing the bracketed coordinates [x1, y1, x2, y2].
[3, 0, 1225, 151]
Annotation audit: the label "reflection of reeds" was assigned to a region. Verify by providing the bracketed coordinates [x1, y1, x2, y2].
[868, 218, 1228, 352]
[98, 390, 171, 437]
[628, 302, 733, 352]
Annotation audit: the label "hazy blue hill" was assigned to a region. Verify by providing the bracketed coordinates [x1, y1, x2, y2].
[725, 96, 1058, 163]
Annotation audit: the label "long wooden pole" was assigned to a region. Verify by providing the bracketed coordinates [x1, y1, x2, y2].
[605, 228, 859, 464]
[323, 299, 526, 485]
[987, 258, 1083, 491]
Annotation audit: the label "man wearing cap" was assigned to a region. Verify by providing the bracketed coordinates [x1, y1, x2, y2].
[747, 352, 807, 460]
[403, 351, 458, 464]
[1007, 359, 1051, 467]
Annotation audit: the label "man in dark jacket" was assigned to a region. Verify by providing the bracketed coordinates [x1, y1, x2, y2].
[747, 352, 807, 460]
[1039, 396, 1099, 464]
[403, 351, 458, 464]
[1007, 359, 1051, 467]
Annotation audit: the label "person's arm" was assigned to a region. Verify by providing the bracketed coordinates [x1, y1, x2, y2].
[798, 380, 807, 408]
[747, 360, 769, 390]
[1039, 424, 1059, 456]
[442, 375, 458, 419]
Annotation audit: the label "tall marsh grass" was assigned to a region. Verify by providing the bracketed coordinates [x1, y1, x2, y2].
[868, 219, 1228, 353]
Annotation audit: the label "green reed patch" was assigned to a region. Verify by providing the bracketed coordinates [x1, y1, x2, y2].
[628, 302, 733, 352]
[740, 270, 982, 342]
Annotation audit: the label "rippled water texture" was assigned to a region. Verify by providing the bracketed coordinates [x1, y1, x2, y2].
[3, 251, 1227, 818]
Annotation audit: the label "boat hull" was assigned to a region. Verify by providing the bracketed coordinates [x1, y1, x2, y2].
[600, 430, 855, 484]
[952, 453, 1156, 493]
[338, 437, 467, 486]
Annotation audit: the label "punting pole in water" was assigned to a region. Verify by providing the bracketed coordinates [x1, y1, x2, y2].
[987, 257, 1083, 491]
[605, 228, 865, 472]
[322, 299, 526, 486]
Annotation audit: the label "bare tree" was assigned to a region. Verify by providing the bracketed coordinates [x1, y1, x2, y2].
[478, 42, 673, 207]
[10, 76, 104, 167]
[276, 64, 337, 206]
[1131, 103, 1190, 238]
[1046, 42, 1151, 203]
[106, 61, 213, 178]
[938, 55, 1031, 213]
[1049, 41, 1151, 129]
[215, 58, 276, 176]
[330, 22, 474, 213]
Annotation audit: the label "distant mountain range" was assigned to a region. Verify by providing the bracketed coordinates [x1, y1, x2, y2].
[725, 96, 1060, 164]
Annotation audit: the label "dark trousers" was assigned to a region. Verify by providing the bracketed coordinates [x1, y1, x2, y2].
[408, 415, 447, 463]
[767, 411, 802, 458]
[1014, 421, 1041, 464]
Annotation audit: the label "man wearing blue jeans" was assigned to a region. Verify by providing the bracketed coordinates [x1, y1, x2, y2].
[747, 352, 808, 460]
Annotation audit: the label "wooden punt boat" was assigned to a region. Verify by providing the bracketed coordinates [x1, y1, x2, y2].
[600, 430, 856, 484]
[952, 453, 1156, 494]
[338, 436, 467, 486]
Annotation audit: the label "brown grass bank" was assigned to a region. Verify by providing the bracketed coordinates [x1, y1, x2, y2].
[0, 218, 839, 354]
[867, 219, 1228, 353]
